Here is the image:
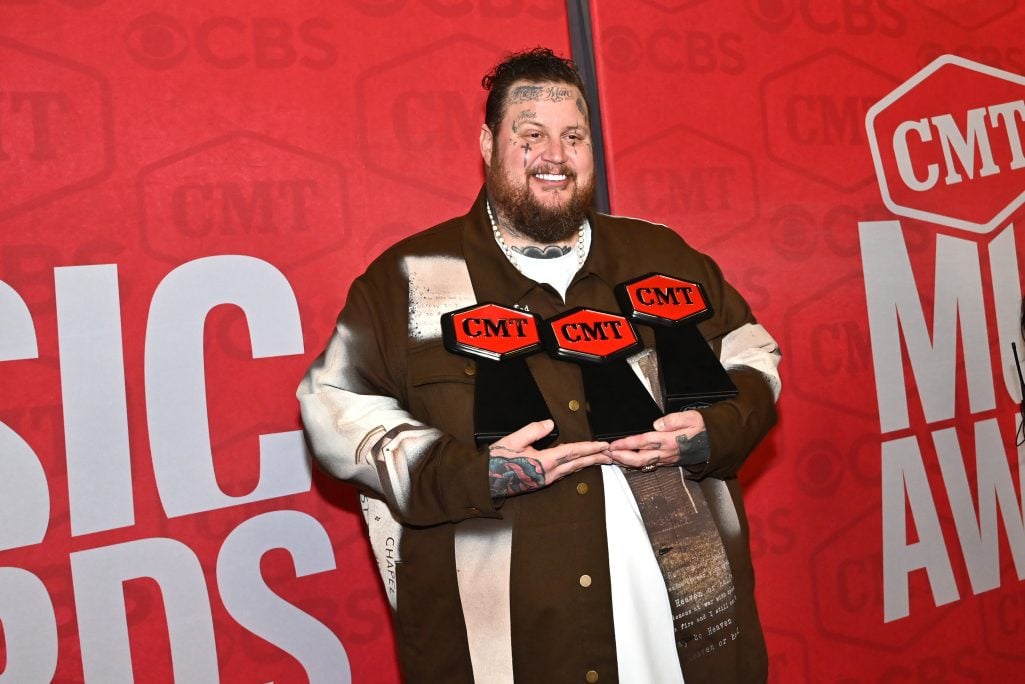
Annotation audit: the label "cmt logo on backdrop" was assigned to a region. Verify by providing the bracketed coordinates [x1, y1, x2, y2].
[614, 125, 758, 247]
[124, 13, 336, 70]
[0, 37, 113, 221]
[355, 35, 502, 201]
[761, 49, 898, 192]
[809, 508, 958, 648]
[860, 55, 1025, 627]
[867, 55, 1025, 234]
[137, 131, 351, 266]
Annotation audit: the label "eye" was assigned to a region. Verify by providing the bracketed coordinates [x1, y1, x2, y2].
[524, 131, 543, 141]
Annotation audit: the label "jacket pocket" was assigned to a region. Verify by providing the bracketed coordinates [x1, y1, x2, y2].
[406, 343, 476, 443]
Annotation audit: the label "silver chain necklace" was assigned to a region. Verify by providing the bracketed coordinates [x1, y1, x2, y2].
[487, 200, 586, 273]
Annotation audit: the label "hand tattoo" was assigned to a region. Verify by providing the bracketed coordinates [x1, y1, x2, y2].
[674, 431, 710, 467]
[489, 455, 545, 498]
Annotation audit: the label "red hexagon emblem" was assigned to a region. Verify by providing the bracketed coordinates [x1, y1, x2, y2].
[542, 307, 642, 364]
[0, 37, 114, 221]
[612, 124, 759, 249]
[441, 303, 542, 361]
[137, 131, 351, 266]
[761, 48, 898, 193]
[615, 272, 711, 327]
[354, 35, 504, 202]
[866, 54, 1025, 234]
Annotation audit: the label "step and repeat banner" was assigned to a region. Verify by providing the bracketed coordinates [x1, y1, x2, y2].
[592, 2, 1025, 682]
[0, 1, 569, 681]
[1, 0, 1024, 681]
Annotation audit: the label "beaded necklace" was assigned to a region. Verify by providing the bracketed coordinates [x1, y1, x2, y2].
[486, 200, 585, 273]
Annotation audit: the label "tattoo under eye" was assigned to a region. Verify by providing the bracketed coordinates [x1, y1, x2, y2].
[489, 455, 546, 498]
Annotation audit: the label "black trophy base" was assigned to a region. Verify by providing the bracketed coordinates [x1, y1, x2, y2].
[657, 326, 737, 413]
[583, 361, 663, 442]
[473, 357, 558, 449]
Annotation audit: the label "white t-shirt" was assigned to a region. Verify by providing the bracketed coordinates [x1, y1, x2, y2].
[514, 224, 684, 684]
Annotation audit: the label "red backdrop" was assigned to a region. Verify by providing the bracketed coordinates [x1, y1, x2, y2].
[1, 0, 1024, 682]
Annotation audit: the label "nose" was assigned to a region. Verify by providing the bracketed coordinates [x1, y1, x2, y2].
[542, 137, 566, 163]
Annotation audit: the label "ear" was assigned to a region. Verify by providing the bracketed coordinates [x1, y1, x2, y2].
[479, 124, 493, 168]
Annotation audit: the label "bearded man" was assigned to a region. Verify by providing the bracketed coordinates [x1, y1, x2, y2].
[299, 48, 780, 683]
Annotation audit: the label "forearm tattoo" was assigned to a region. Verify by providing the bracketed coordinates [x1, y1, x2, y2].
[675, 430, 710, 467]
[489, 451, 546, 498]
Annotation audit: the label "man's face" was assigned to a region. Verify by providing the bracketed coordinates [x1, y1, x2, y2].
[480, 80, 595, 243]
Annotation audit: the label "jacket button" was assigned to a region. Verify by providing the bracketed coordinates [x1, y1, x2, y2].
[576, 482, 589, 495]
[585, 670, 599, 683]
[579, 574, 592, 588]
[464, 364, 476, 376]
[568, 399, 581, 411]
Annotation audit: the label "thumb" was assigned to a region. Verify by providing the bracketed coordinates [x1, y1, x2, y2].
[654, 409, 703, 432]
[500, 419, 555, 449]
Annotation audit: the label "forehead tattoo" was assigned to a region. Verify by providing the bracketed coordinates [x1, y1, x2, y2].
[508, 84, 575, 105]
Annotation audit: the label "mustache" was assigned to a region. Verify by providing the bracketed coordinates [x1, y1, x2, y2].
[529, 163, 576, 178]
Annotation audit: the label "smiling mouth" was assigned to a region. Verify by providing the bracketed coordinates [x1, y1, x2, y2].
[534, 172, 569, 182]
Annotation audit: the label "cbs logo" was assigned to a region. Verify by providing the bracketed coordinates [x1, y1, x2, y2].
[124, 13, 336, 71]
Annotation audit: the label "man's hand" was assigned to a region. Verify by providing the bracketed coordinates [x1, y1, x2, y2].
[488, 419, 612, 498]
[607, 410, 710, 471]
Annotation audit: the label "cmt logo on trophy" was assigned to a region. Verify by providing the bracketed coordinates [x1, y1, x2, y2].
[542, 308, 642, 364]
[442, 303, 542, 361]
[0, 37, 113, 221]
[617, 273, 710, 326]
[441, 303, 550, 447]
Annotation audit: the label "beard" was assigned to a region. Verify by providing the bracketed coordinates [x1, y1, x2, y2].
[487, 159, 595, 244]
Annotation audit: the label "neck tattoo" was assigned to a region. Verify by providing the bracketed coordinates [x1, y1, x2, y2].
[487, 200, 586, 273]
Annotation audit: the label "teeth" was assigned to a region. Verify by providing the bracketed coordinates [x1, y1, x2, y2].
[536, 173, 567, 181]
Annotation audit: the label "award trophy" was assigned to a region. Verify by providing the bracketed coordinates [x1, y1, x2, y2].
[615, 273, 737, 411]
[540, 307, 662, 441]
[441, 302, 557, 448]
